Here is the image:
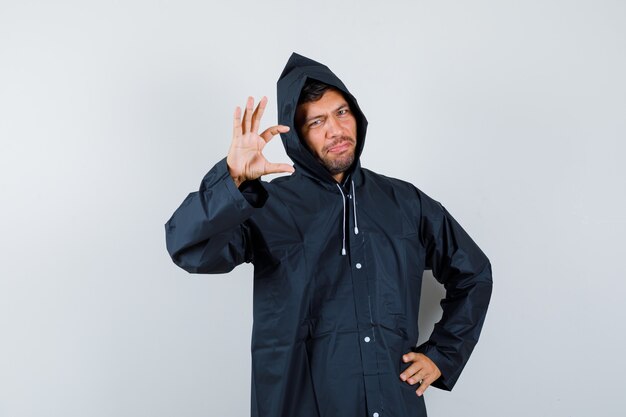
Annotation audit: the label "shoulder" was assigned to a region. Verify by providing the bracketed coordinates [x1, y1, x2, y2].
[361, 168, 445, 213]
[361, 167, 413, 188]
[267, 173, 296, 186]
[360, 167, 424, 198]
[262, 172, 313, 205]
[266, 171, 306, 194]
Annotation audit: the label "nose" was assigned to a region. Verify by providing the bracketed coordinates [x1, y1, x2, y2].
[325, 115, 341, 138]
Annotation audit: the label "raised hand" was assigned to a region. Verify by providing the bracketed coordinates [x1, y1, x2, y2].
[226, 96, 294, 188]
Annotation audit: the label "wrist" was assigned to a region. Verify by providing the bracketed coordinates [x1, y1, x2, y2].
[230, 174, 244, 189]
[226, 159, 244, 188]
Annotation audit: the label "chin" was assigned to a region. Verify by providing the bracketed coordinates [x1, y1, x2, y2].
[324, 154, 355, 175]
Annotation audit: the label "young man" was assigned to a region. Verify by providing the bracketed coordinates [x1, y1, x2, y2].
[165, 52, 493, 417]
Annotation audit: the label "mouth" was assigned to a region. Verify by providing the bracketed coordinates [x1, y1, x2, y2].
[326, 140, 353, 154]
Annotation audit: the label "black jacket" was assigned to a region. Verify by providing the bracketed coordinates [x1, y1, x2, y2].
[165, 52, 493, 417]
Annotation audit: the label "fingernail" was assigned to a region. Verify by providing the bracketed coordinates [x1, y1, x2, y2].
[400, 375, 406, 381]
[416, 391, 422, 397]
[402, 356, 408, 362]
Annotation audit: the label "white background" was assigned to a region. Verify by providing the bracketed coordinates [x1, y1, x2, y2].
[1, 1, 625, 416]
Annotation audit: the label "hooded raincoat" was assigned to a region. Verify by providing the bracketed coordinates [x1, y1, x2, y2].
[165, 53, 493, 417]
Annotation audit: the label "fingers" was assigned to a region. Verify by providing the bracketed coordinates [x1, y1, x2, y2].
[238, 96, 286, 138]
[260, 125, 290, 142]
[233, 106, 242, 137]
[399, 352, 442, 397]
[242, 96, 254, 134]
[400, 353, 421, 383]
[264, 161, 295, 175]
[251, 96, 268, 134]
[415, 374, 437, 397]
[399, 361, 427, 385]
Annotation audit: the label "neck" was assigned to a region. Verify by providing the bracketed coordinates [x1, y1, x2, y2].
[333, 172, 345, 183]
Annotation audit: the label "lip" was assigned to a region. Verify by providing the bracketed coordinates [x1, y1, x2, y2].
[327, 142, 351, 153]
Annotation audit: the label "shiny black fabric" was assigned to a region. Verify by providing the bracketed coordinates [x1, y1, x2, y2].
[165, 53, 493, 417]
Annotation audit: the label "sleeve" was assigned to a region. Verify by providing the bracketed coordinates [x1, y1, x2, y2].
[413, 192, 493, 391]
[164, 157, 268, 274]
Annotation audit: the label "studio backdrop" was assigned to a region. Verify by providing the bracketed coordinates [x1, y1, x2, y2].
[1, 1, 624, 416]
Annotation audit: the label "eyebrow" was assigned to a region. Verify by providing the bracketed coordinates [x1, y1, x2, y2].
[304, 103, 350, 124]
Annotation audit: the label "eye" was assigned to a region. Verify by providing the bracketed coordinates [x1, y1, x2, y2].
[338, 108, 349, 116]
[309, 119, 322, 127]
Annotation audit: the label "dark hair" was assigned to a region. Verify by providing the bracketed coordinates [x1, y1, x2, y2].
[297, 79, 338, 106]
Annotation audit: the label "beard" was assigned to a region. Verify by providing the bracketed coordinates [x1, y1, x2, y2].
[318, 136, 356, 175]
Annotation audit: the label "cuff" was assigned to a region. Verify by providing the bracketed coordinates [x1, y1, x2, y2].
[238, 179, 269, 208]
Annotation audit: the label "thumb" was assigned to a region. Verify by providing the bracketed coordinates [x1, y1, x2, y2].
[264, 162, 295, 175]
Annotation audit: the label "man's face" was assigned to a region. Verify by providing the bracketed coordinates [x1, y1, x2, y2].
[296, 89, 358, 176]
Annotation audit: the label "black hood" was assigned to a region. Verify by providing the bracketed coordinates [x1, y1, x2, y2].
[277, 52, 368, 184]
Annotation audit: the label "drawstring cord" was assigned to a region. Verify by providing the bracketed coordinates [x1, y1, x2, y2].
[335, 180, 359, 256]
[352, 180, 359, 235]
[336, 183, 347, 255]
